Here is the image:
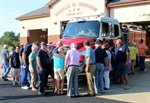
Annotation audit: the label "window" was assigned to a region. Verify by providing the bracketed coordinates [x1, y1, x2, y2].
[101, 22, 109, 37]
[114, 24, 119, 37]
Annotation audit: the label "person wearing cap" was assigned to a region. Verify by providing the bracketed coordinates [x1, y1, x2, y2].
[94, 41, 108, 94]
[114, 39, 130, 90]
[83, 41, 96, 96]
[36, 41, 49, 95]
[128, 42, 139, 75]
[137, 39, 148, 73]
[1, 44, 10, 81]
[65, 43, 80, 98]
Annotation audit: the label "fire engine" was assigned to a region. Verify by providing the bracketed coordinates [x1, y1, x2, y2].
[52, 13, 122, 72]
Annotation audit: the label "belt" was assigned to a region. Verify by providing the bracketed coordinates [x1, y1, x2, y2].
[90, 63, 95, 65]
[68, 65, 79, 67]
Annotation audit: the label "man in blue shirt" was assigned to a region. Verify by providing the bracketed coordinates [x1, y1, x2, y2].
[114, 39, 130, 90]
[83, 41, 96, 96]
[21, 43, 32, 89]
[1, 44, 10, 81]
[36, 41, 49, 95]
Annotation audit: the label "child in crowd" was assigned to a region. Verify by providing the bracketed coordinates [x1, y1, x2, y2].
[53, 47, 65, 94]
[9, 46, 21, 86]
[128, 42, 139, 75]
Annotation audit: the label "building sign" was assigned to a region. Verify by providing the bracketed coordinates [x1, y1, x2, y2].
[55, 2, 98, 17]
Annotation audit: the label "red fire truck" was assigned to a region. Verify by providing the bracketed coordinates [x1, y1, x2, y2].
[52, 14, 122, 72]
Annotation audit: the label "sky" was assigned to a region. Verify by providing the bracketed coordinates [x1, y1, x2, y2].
[0, 0, 50, 37]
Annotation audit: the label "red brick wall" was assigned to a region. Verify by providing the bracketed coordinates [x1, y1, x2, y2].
[129, 31, 146, 44]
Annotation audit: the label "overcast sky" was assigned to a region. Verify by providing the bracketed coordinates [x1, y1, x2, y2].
[0, 0, 50, 37]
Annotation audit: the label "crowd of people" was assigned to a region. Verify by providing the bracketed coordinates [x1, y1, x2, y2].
[1, 38, 148, 98]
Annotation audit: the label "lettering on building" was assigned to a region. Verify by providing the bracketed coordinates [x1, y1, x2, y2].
[55, 2, 98, 17]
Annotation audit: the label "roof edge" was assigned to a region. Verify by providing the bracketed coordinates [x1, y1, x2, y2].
[16, 13, 50, 21]
[107, 0, 150, 8]
[45, 0, 58, 8]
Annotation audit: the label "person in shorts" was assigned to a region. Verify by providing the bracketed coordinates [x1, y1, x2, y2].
[114, 39, 130, 90]
[128, 42, 139, 75]
[9, 46, 20, 86]
[29, 45, 38, 91]
[53, 47, 65, 94]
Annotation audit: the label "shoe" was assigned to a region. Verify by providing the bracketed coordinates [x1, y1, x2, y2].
[100, 92, 105, 94]
[38, 92, 45, 95]
[124, 85, 130, 90]
[54, 90, 57, 93]
[68, 96, 73, 98]
[13, 81, 16, 86]
[144, 68, 147, 72]
[84, 93, 95, 97]
[21, 86, 29, 90]
[2, 77, 8, 81]
[104, 87, 109, 90]
[131, 72, 134, 75]
[16, 81, 21, 86]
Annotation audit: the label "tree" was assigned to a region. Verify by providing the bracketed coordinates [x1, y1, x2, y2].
[0, 31, 20, 46]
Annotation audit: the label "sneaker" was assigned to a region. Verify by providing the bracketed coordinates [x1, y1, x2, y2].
[2, 77, 8, 81]
[21, 86, 29, 90]
[54, 90, 57, 93]
[16, 81, 21, 86]
[38, 91, 45, 95]
[144, 68, 147, 72]
[124, 85, 130, 90]
[13, 81, 16, 86]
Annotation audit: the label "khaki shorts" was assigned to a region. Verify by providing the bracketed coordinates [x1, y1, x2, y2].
[31, 72, 38, 83]
[130, 60, 136, 66]
[11, 68, 20, 77]
[54, 69, 65, 80]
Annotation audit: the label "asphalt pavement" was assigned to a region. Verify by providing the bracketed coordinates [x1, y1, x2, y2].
[0, 59, 150, 103]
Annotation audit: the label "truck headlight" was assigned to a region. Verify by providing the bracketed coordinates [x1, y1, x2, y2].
[80, 50, 86, 56]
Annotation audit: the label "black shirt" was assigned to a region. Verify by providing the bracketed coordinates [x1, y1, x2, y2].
[19, 48, 24, 57]
[115, 44, 129, 63]
[10, 52, 20, 68]
[23, 44, 32, 65]
[37, 49, 49, 66]
[95, 47, 108, 63]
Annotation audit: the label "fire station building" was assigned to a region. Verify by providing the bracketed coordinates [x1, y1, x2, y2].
[16, 0, 150, 53]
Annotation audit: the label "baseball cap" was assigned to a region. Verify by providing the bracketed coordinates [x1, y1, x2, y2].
[41, 41, 46, 45]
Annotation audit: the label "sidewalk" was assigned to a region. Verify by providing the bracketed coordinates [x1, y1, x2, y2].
[0, 59, 150, 103]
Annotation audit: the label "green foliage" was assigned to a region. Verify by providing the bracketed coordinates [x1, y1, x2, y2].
[0, 31, 20, 47]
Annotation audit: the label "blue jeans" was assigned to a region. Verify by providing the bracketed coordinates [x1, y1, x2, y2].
[94, 63, 104, 93]
[139, 56, 145, 71]
[37, 66, 46, 93]
[2, 59, 10, 78]
[21, 65, 31, 86]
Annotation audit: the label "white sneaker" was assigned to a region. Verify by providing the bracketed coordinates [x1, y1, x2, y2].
[144, 68, 147, 72]
[13, 81, 16, 86]
[21, 86, 29, 90]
